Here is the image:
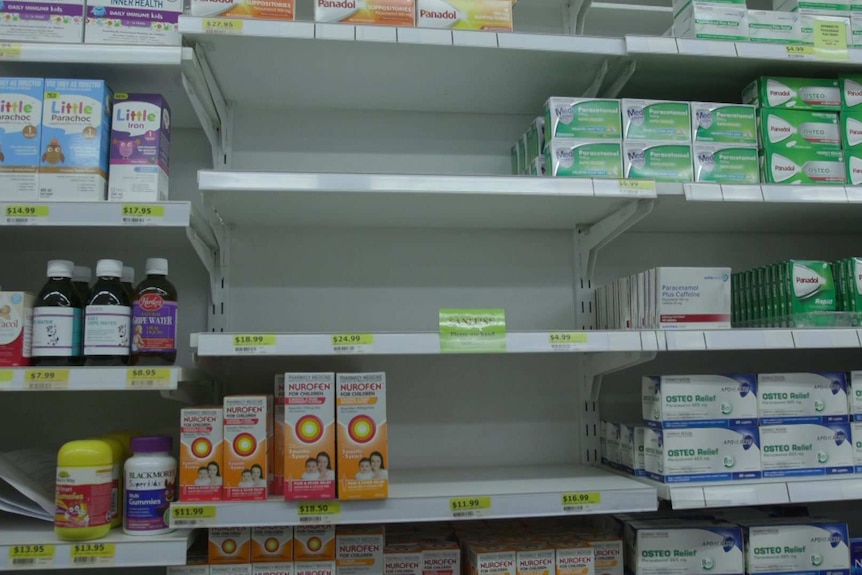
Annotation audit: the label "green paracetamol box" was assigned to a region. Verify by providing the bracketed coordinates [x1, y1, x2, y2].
[693, 144, 759, 183]
[743, 76, 841, 110]
[544, 98, 622, 143]
[784, 260, 836, 314]
[761, 146, 845, 184]
[691, 102, 757, 144]
[526, 116, 545, 164]
[624, 141, 693, 181]
[545, 139, 623, 178]
[622, 99, 692, 141]
[758, 108, 841, 150]
[511, 144, 519, 175]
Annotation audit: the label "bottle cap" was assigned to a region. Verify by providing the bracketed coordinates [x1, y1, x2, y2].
[130, 435, 172, 454]
[73, 266, 91, 283]
[95, 259, 123, 279]
[146, 258, 169, 275]
[122, 266, 135, 284]
[47, 260, 74, 278]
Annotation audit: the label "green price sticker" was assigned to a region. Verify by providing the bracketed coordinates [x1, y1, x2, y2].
[331, 333, 374, 353]
[24, 369, 69, 390]
[9, 544, 55, 569]
[121, 204, 165, 221]
[561, 492, 601, 512]
[618, 179, 655, 193]
[548, 332, 589, 349]
[232, 334, 277, 354]
[449, 496, 492, 517]
[126, 368, 172, 389]
[203, 18, 244, 34]
[0, 370, 14, 385]
[4, 205, 49, 219]
[70, 543, 115, 566]
[786, 44, 814, 58]
[171, 505, 217, 527]
[439, 309, 506, 353]
[297, 501, 341, 524]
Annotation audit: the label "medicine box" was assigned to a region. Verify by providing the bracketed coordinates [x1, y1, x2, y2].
[673, 3, 749, 41]
[757, 372, 849, 424]
[315, 0, 414, 25]
[644, 425, 762, 482]
[209, 528, 251, 565]
[0, 0, 85, 43]
[191, 0, 294, 20]
[642, 374, 758, 427]
[743, 76, 841, 110]
[628, 521, 744, 575]
[747, 10, 802, 43]
[622, 99, 692, 141]
[760, 422, 854, 477]
[760, 147, 845, 184]
[690, 102, 757, 144]
[337, 372, 388, 500]
[296, 564, 334, 575]
[223, 395, 272, 501]
[0, 292, 34, 367]
[619, 423, 645, 476]
[284, 373, 336, 501]
[623, 141, 694, 182]
[544, 98, 622, 142]
[739, 519, 850, 575]
[654, 267, 732, 329]
[545, 139, 623, 179]
[336, 525, 385, 575]
[758, 108, 841, 150]
[693, 144, 759, 184]
[295, 525, 336, 562]
[85, 0, 182, 45]
[252, 564, 293, 575]
[841, 76, 862, 109]
[416, 0, 512, 30]
[252, 526, 293, 563]
[0, 78, 44, 202]
[384, 543, 422, 575]
[525, 117, 544, 164]
[179, 406, 224, 502]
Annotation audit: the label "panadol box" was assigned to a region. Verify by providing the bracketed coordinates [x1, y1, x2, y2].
[760, 422, 853, 477]
[740, 519, 851, 575]
[760, 147, 845, 184]
[758, 372, 849, 424]
[782, 260, 838, 316]
[691, 102, 757, 144]
[693, 144, 759, 184]
[743, 77, 841, 111]
[624, 142, 693, 182]
[642, 374, 758, 428]
[628, 520, 745, 575]
[545, 139, 622, 178]
[622, 99, 692, 141]
[544, 98, 622, 142]
[758, 108, 841, 150]
[644, 425, 762, 483]
[841, 76, 862, 109]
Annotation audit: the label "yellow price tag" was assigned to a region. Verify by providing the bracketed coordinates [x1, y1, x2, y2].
[618, 180, 656, 193]
[5, 205, 49, 218]
[548, 332, 589, 347]
[232, 334, 277, 354]
[9, 544, 55, 569]
[121, 204, 165, 221]
[297, 502, 341, 524]
[785, 44, 814, 58]
[0, 42, 22, 58]
[171, 505, 217, 526]
[24, 369, 69, 390]
[45, 92, 60, 100]
[70, 543, 115, 566]
[561, 492, 601, 512]
[814, 19, 849, 60]
[203, 18, 244, 34]
[331, 333, 374, 353]
[0, 370, 14, 385]
[449, 496, 492, 517]
[126, 368, 172, 389]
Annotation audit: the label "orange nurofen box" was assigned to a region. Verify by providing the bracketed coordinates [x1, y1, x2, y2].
[548, 537, 594, 575]
[568, 533, 621, 575]
[514, 542, 555, 575]
[468, 545, 516, 575]
[190, 0, 294, 20]
[421, 541, 460, 575]
[209, 527, 251, 565]
[384, 543, 422, 575]
[314, 0, 414, 26]
[336, 372, 388, 500]
[295, 562, 335, 575]
[180, 406, 224, 502]
[294, 525, 336, 562]
[252, 526, 294, 563]
[284, 373, 336, 501]
[224, 395, 272, 501]
[252, 563, 294, 575]
[273, 376, 285, 496]
[336, 525, 385, 575]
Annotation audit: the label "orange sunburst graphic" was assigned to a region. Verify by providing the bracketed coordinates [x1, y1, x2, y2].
[222, 539, 238, 554]
[306, 537, 322, 553]
[348, 415, 376, 444]
[264, 538, 280, 553]
[232, 433, 257, 457]
[192, 437, 213, 458]
[296, 415, 324, 444]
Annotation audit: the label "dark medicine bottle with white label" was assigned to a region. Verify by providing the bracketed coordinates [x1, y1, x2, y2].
[85, 259, 132, 366]
[32, 260, 83, 366]
[131, 258, 177, 366]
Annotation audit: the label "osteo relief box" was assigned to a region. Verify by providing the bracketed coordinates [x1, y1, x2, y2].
[0, 78, 43, 202]
[644, 425, 762, 482]
[619, 424, 645, 476]
[296, 562, 335, 575]
[315, 0, 414, 26]
[209, 527, 252, 565]
[0, 292, 34, 367]
[622, 99, 691, 141]
[654, 267, 731, 329]
[761, 146, 845, 184]
[740, 519, 850, 574]
[39, 79, 112, 201]
[422, 541, 460, 575]
[295, 525, 336, 561]
[253, 526, 294, 563]
[384, 543, 422, 575]
[757, 372, 849, 424]
[108, 93, 171, 202]
[337, 372, 388, 500]
[0, 0, 85, 42]
[623, 142, 693, 182]
[642, 374, 758, 428]
[253, 564, 294, 575]
[760, 422, 853, 477]
[336, 525, 385, 575]
[416, 0, 512, 30]
[630, 521, 745, 575]
[758, 108, 841, 150]
[191, 0, 294, 19]
[693, 144, 759, 184]
[85, 0, 182, 45]
[546, 139, 622, 179]
[690, 102, 756, 144]
[180, 406, 224, 502]
[743, 77, 841, 110]
[284, 372, 336, 501]
[224, 394, 272, 501]
[543, 98, 622, 142]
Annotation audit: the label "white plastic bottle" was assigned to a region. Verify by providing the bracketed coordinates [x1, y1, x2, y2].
[124, 436, 177, 535]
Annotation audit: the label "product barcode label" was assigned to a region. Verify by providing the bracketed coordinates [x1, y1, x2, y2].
[202, 18, 244, 34]
[3, 205, 49, 225]
[8, 545, 54, 569]
[23, 369, 69, 390]
[0, 42, 21, 58]
[548, 332, 589, 350]
[297, 502, 341, 525]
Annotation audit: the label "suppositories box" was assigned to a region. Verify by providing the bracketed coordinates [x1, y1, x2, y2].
[337, 372, 388, 500]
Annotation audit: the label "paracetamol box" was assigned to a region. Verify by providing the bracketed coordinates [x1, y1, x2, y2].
[546, 139, 622, 179]
[85, 0, 182, 45]
[622, 99, 691, 141]
[744, 77, 841, 110]
[758, 108, 841, 150]
[642, 374, 758, 428]
[295, 562, 335, 575]
[0, 78, 43, 201]
[385, 543, 422, 575]
[674, 3, 749, 40]
[224, 395, 271, 501]
[209, 528, 251, 565]
[693, 144, 759, 184]
[180, 406, 224, 502]
[295, 525, 336, 561]
[253, 527, 293, 563]
[192, 0, 294, 19]
[416, 0, 511, 30]
[748, 10, 802, 42]
[529, 157, 546, 176]
[841, 76, 862, 109]
[783, 260, 837, 315]
[644, 425, 761, 482]
[623, 142, 693, 182]
[758, 372, 849, 424]
[740, 519, 850, 575]
[629, 521, 745, 575]
[337, 372, 388, 500]
[544, 98, 622, 142]
[526, 117, 544, 164]
[760, 422, 853, 477]
[108, 93, 170, 202]
[39, 79, 112, 201]
[691, 102, 757, 144]
[654, 267, 731, 329]
[253, 564, 293, 575]
[761, 146, 845, 184]
[336, 525, 384, 575]
[284, 373, 336, 501]
[315, 0, 414, 25]
[619, 424, 645, 476]
[0, 0, 85, 42]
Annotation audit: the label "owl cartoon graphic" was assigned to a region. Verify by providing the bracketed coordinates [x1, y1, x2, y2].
[42, 138, 65, 164]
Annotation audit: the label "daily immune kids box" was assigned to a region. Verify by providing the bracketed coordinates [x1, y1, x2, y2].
[294, 525, 336, 562]
[85, 0, 182, 45]
[191, 0, 295, 20]
[337, 372, 388, 500]
[210, 528, 252, 565]
[644, 424, 762, 482]
[0, 78, 43, 201]
[252, 526, 294, 563]
[314, 0, 415, 26]
[642, 374, 758, 428]
[757, 372, 849, 424]
[180, 406, 224, 502]
[416, 0, 512, 30]
[760, 422, 854, 477]
[284, 372, 336, 501]
[39, 79, 112, 201]
[108, 93, 171, 202]
[0, 0, 85, 43]
[224, 395, 271, 501]
[544, 98, 622, 142]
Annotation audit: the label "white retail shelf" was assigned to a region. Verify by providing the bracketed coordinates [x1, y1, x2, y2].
[0, 518, 193, 570]
[199, 172, 655, 229]
[0, 43, 190, 65]
[169, 465, 657, 527]
[0, 366, 202, 392]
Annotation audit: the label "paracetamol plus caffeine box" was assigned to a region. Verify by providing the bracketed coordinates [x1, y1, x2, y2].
[691, 102, 757, 144]
[39, 79, 112, 201]
[0, 0, 85, 42]
[783, 260, 837, 315]
[621, 99, 691, 141]
[545, 139, 622, 179]
[337, 372, 388, 500]
[180, 406, 224, 502]
[760, 422, 853, 477]
[758, 108, 841, 150]
[629, 522, 744, 575]
[644, 425, 762, 482]
[253, 564, 294, 575]
[336, 525, 385, 575]
[761, 146, 845, 184]
[108, 93, 170, 202]
[740, 519, 850, 575]
[252, 526, 294, 563]
[0, 78, 43, 202]
[85, 0, 182, 45]
[642, 374, 758, 428]
[654, 267, 731, 329]
[416, 0, 511, 30]
[209, 528, 251, 565]
[284, 372, 335, 501]
[693, 144, 759, 184]
[191, 0, 294, 19]
[315, 0, 414, 25]
[623, 141, 693, 182]
[544, 98, 622, 142]
[224, 394, 271, 501]
[743, 76, 841, 110]
[757, 372, 849, 424]
[295, 525, 336, 562]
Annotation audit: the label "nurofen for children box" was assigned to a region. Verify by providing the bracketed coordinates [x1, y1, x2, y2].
[758, 108, 841, 150]
[336, 525, 385, 575]
[570, 534, 622, 575]
[39, 79, 112, 201]
[224, 395, 271, 501]
[296, 563, 335, 575]
[690, 102, 757, 144]
[295, 525, 336, 562]
[644, 425, 762, 482]
[628, 521, 745, 575]
[253, 564, 294, 575]
[693, 144, 759, 184]
[623, 141, 693, 182]
[545, 139, 623, 179]
[384, 543, 422, 575]
[468, 544, 516, 575]
[180, 406, 224, 502]
[209, 528, 252, 565]
[0, 292, 34, 367]
[0, 78, 43, 201]
[760, 422, 854, 477]
[757, 372, 849, 424]
[191, 0, 294, 20]
[315, 0, 414, 26]
[284, 372, 336, 501]
[0, 0, 85, 43]
[740, 518, 851, 575]
[743, 76, 841, 110]
[252, 527, 294, 563]
[337, 372, 388, 500]
[642, 374, 758, 428]
[543, 98, 622, 142]
[416, 0, 512, 30]
[654, 267, 732, 329]
[85, 0, 182, 45]
[421, 541, 460, 575]
[548, 536, 595, 575]
[621, 99, 691, 141]
[108, 93, 171, 202]
[513, 542, 555, 575]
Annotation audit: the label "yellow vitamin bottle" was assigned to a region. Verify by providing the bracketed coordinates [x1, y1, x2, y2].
[55, 440, 113, 541]
[103, 430, 137, 459]
[100, 437, 124, 528]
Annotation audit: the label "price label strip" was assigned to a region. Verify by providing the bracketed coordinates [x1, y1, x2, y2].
[3, 205, 49, 225]
[70, 543, 115, 567]
[24, 369, 69, 391]
[439, 309, 506, 353]
[449, 496, 492, 518]
[548, 332, 589, 351]
[232, 334, 277, 355]
[618, 179, 656, 194]
[121, 204, 165, 225]
[331, 333, 374, 354]
[0, 42, 22, 59]
[202, 18, 244, 34]
[126, 368, 172, 390]
[0, 370, 14, 388]
[8, 545, 55, 569]
[561, 492, 601, 513]
[297, 501, 342, 525]
[171, 505, 217, 527]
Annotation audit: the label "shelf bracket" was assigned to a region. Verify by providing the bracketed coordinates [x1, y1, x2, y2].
[586, 350, 656, 402]
[180, 43, 233, 169]
[565, 0, 592, 34]
[581, 60, 609, 99]
[600, 59, 637, 99]
[577, 198, 654, 281]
